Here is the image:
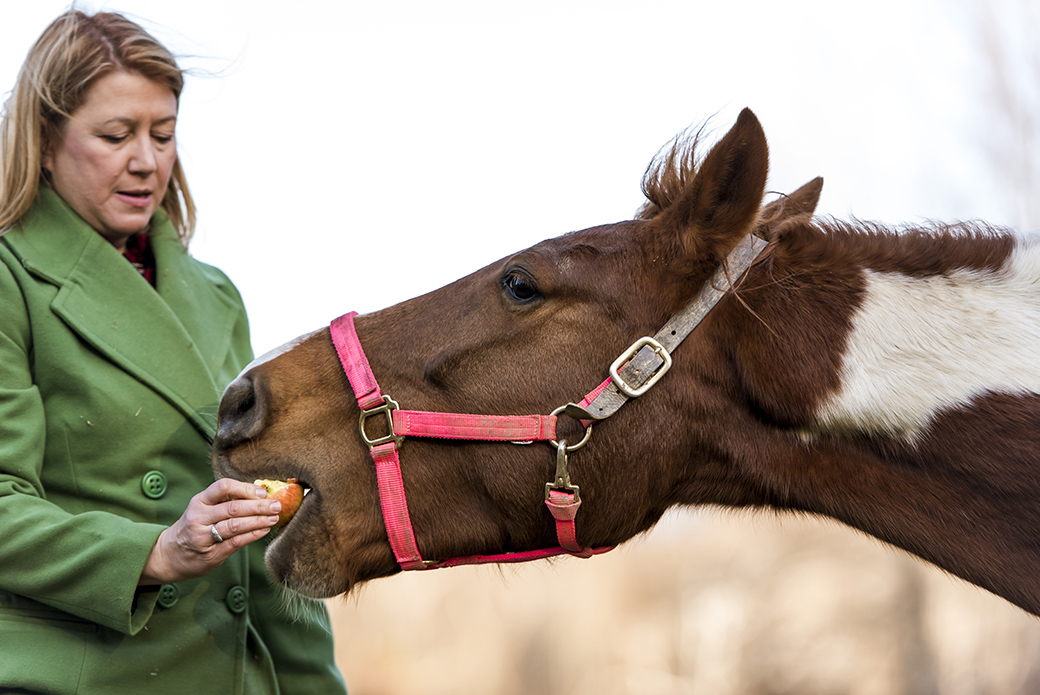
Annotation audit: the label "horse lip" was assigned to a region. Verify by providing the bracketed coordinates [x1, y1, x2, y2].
[210, 451, 235, 481]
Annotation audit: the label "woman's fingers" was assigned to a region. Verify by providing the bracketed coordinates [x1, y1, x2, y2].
[199, 476, 268, 505]
[141, 478, 288, 585]
[209, 500, 281, 548]
[197, 477, 280, 537]
[218, 496, 281, 526]
[210, 511, 279, 547]
[178, 481, 276, 563]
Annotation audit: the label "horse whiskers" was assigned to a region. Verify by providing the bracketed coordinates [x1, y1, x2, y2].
[272, 584, 340, 633]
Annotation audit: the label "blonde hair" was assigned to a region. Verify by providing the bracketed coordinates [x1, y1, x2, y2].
[0, 9, 196, 247]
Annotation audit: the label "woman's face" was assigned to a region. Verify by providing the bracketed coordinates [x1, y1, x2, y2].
[42, 70, 178, 250]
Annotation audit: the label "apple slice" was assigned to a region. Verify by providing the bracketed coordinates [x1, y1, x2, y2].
[254, 478, 304, 529]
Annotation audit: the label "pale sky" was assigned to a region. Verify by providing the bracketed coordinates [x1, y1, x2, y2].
[3, 0, 1036, 353]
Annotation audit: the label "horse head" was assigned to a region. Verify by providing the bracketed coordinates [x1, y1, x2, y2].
[210, 109, 811, 597]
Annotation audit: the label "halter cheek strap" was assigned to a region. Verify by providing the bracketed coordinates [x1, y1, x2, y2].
[330, 233, 769, 571]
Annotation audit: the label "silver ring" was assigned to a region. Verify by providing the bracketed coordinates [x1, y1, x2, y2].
[210, 524, 224, 543]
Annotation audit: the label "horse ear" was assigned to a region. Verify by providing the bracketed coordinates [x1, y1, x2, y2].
[762, 176, 824, 222]
[660, 108, 769, 264]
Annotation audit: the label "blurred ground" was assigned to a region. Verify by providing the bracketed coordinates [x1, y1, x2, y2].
[327, 510, 1040, 695]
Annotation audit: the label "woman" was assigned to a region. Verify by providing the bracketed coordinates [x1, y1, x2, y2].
[0, 10, 346, 694]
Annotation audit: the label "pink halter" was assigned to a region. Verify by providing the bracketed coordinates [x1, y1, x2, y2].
[330, 311, 612, 569]
[329, 233, 769, 571]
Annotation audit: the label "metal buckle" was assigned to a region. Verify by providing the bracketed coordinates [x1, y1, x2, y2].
[359, 395, 404, 448]
[609, 336, 672, 398]
[544, 440, 580, 502]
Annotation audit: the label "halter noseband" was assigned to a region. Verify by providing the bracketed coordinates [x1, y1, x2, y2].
[329, 234, 769, 571]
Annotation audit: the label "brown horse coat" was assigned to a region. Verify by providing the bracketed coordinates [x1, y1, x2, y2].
[214, 109, 1040, 617]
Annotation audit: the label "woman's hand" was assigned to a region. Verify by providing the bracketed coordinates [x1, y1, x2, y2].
[139, 478, 281, 585]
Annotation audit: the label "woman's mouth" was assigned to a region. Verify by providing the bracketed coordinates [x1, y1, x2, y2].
[116, 190, 153, 208]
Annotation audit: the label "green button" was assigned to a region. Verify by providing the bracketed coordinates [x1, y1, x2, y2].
[225, 586, 247, 614]
[157, 583, 179, 609]
[141, 470, 167, 499]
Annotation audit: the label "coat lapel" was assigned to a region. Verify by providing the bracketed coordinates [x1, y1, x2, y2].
[151, 229, 238, 385]
[7, 188, 237, 439]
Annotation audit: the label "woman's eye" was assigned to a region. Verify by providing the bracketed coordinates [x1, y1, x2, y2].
[502, 272, 540, 302]
[152, 133, 173, 144]
[100, 134, 127, 143]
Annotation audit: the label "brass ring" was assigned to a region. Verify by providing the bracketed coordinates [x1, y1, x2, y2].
[548, 405, 593, 452]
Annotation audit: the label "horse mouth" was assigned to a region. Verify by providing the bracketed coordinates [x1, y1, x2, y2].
[261, 478, 314, 558]
[276, 479, 313, 532]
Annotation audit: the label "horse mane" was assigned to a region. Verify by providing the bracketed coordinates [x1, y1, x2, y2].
[804, 218, 1017, 276]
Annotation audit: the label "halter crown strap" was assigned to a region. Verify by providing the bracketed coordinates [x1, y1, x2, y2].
[565, 234, 769, 421]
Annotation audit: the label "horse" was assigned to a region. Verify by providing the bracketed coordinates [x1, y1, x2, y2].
[212, 108, 1040, 617]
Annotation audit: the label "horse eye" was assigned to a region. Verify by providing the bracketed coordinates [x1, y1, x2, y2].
[501, 272, 540, 302]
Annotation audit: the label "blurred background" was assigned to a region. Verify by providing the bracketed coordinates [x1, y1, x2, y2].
[3, 1, 1039, 693]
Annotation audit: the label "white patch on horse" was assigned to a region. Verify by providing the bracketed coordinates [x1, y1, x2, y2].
[810, 232, 1040, 441]
[224, 330, 321, 395]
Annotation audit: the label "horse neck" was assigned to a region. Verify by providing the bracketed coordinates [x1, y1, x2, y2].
[692, 220, 1040, 615]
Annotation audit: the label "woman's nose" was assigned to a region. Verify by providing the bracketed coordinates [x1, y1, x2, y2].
[127, 136, 157, 175]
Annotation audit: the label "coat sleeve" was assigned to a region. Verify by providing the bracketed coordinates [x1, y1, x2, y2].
[0, 258, 167, 635]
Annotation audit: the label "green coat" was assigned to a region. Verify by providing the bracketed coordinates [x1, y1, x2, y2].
[0, 187, 346, 694]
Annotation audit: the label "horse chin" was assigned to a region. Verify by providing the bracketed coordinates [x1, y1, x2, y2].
[261, 514, 350, 598]
[258, 492, 401, 597]
[264, 555, 340, 599]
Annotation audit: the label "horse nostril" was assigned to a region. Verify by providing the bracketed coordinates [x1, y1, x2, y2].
[216, 374, 268, 447]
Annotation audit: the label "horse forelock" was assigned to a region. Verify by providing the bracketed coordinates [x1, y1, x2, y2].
[636, 125, 709, 221]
